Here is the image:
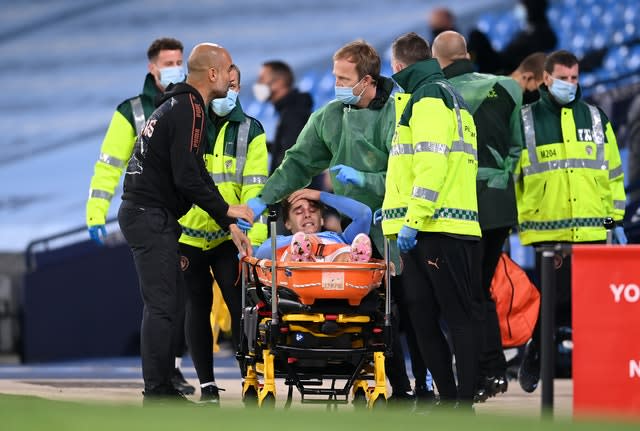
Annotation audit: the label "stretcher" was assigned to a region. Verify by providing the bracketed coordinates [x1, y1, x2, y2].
[237, 218, 392, 408]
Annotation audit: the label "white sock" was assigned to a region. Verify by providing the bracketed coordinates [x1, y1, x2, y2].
[175, 357, 182, 368]
[200, 381, 217, 389]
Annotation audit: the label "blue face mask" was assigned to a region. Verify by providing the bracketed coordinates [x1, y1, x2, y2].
[211, 89, 238, 116]
[549, 78, 577, 105]
[335, 77, 366, 105]
[159, 66, 185, 88]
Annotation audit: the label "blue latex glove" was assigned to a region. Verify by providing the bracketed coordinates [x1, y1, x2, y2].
[613, 226, 628, 245]
[397, 225, 418, 253]
[373, 208, 383, 225]
[247, 197, 266, 221]
[330, 164, 365, 187]
[237, 218, 252, 231]
[88, 225, 107, 246]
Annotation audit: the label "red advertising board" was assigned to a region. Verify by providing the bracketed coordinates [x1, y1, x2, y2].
[573, 245, 640, 417]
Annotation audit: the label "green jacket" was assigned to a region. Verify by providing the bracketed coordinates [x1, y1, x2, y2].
[260, 77, 397, 258]
[443, 60, 523, 230]
[86, 73, 160, 226]
[515, 85, 626, 244]
[178, 101, 268, 250]
[382, 59, 481, 238]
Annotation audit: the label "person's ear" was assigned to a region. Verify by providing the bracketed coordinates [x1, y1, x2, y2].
[284, 219, 292, 231]
[543, 71, 552, 87]
[208, 66, 217, 82]
[320, 217, 324, 228]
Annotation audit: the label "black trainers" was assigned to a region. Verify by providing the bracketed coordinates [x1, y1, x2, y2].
[171, 367, 196, 395]
[474, 374, 508, 403]
[387, 389, 416, 409]
[142, 384, 193, 407]
[415, 384, 437, 404]
[518, 341, 540, 393]
[199, 385, 225, 405]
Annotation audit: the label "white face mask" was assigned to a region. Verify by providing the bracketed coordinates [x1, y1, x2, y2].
[159, 66, 185, 88]
[252, 82, 271, 103]
[549, 78, 578, 105]
[211, 89, 238, 116]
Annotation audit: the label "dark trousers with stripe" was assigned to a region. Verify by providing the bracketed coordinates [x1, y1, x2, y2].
[118, 201, 185, 392]
[401, 232, 483, 402]
[179, 240, 240, 385]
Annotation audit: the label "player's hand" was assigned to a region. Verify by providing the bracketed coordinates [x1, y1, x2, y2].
[288, 188, 321, 206]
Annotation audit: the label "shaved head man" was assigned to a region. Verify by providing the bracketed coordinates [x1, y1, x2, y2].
[119, 41, 253, 404]
[433, 29, 526, 402]
[186, 43, 234, 105]
[431, 31, 469, 68]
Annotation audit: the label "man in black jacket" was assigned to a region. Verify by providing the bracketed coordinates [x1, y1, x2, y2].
[253, 61, 314, 175]
[433, 31, 523, 403]
[118, 43, 253, 403]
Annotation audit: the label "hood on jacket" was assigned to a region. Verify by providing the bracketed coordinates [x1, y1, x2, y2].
[157, 82, 204, 107]
[368, 76, 395, 110]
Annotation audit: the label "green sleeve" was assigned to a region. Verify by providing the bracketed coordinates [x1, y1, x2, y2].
[261, 111, 332, 204]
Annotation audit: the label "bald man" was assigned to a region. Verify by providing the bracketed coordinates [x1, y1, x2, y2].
[433, 31, 523, 403]
[118, 43, 253, 404]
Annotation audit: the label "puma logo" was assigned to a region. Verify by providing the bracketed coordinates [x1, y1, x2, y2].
[427, 258, 440, 269]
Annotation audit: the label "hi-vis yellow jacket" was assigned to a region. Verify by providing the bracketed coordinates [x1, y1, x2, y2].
[515, 85, 625, 245]
[178, 101, 268, 250]
[86, 74, 159, 226]
[382, 59, 481, 238]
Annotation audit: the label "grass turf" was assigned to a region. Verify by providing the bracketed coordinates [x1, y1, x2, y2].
[2, 394, 639, 431]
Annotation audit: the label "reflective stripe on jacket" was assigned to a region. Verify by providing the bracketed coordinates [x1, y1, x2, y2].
[382, 59, 481, 238]
[86, 73, 159, 226]
[514, 85, 625, 245]
[179, 105, 268, 250]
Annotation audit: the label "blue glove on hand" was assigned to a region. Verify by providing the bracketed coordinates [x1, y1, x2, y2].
[247, 197, 266, 221]
[397, 225, 418, 254]
[237, 218, 252, 232]
[613, 226, 628, 245]
[330, 164, 365, 187]
[88, 225, 107, 246]
[373, 208, 383, 225]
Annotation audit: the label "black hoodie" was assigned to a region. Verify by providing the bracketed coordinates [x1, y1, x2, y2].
[123, 82, 233, 227]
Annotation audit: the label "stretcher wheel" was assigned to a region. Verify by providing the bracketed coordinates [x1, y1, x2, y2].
[370, 396, 387, 409]
[260, 392, 276, 408]
[242, 386, 259, 405]
[352, 387, 367, 409]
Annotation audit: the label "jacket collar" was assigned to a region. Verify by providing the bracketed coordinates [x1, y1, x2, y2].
[142, 73, 162, 100]
[442, 59, 475, 79]
[538, 83, 583, 113]
[392, 59, 445, 93]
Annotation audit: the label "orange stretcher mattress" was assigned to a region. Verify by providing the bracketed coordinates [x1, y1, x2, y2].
[243, 256, 386, 306]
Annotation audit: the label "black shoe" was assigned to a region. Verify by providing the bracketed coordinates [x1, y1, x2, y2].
[518, 341, 540, 393]
[387, 389, 416, 408]
[473, 375, 508, 403]
[171, 368, 196, 395]
[142, 384, 192, 406]
[199, 385, 225, 405]
[415, 385, 437, 405]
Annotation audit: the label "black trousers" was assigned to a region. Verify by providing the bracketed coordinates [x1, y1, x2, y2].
[392, 271, 428, 389]
[477, 227, 511, 378]
[118, 201, 184, 391]
[371, 244, 412, 393]
[530, 247, 574, 350]
[401, 233, 483, 402]
[179, 240, 240, 385]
